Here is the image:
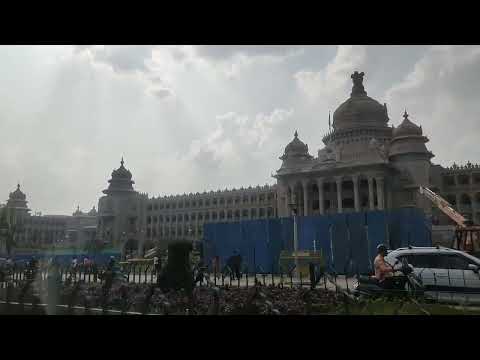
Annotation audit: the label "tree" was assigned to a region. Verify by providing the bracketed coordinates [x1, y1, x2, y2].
[157, 240, 194, 294]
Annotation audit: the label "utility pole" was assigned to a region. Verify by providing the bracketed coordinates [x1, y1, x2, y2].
[289, 192, 299, 279]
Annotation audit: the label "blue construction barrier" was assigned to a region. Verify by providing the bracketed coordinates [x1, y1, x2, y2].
[203, 208, 432, 275]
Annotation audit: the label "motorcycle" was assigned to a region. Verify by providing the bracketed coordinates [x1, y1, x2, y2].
[353, 258, 424, 300]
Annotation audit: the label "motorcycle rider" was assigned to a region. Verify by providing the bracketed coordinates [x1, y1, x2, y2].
[374, 244, 396, 289]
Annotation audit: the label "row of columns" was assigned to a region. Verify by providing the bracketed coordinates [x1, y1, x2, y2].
[448, 173, 480, 186]
[284, 175, 385, 216]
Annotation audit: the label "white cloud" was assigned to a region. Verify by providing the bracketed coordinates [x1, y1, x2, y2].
[182, 108, 294, 190]
[385, 45, 480, 166]
[194, 45, 304, 60]
[294, 45, 367, 103]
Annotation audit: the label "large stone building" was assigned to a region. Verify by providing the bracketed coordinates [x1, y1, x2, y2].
[96, 158, 277, 256]
[274, 71, 434, 218]
[0, 184, 97, 253]
[4, 70, 480, 256]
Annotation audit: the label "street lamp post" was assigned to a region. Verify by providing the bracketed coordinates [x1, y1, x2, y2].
[288, 193, 299, 279]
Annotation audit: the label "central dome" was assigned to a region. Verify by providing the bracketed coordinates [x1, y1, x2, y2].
[332, 71, 389, 131]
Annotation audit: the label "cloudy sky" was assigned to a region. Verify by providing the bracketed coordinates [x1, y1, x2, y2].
[1, 45, 479, 215]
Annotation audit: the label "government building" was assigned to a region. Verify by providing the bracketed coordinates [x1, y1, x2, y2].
[2, 71, 480, 257]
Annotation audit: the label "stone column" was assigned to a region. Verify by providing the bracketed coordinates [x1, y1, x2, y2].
[290, 185, 297, 216]
[352, 175, 360, 212]
[317, 178, 325, 215]
[368, 176, 375, 210]
[302, 181, 309, 217]
[284, 185, 290, 217]
[376, 176, 385, 210]
[336, 177, 343, 214]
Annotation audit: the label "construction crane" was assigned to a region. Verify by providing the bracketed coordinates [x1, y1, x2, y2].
[419, 186, 480, 254]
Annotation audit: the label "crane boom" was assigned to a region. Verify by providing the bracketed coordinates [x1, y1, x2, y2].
[418, 186, 467, 228]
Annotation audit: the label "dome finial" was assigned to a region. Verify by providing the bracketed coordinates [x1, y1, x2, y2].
[328, 111, 331, 130]
[121, 157, 124, 167]
[17, 182, 20, 190]
[294, 130, 298, 138]
[351, 71, 366, 96]
[403, 109, 409, 121]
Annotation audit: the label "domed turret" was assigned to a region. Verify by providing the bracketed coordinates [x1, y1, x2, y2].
[6, 183, 29, 214]
[103, 157, 136, 195]
[332, 71, 389, 131]
[9, 184, 26, 201]
[281, 131, 312, 160]
[392, 110, 423, 138]
[111, 157, 133, 180]
[389, 110, 433, 160]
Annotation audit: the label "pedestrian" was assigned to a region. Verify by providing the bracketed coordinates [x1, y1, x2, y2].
[215, 256, 220, 278]
[70, 256, 79, 281]
[194, 261, 206, 285]
[232, 250, 242, 280]
[154, 255, 161, 276]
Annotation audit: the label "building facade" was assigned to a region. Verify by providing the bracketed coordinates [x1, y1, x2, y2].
[274, 71, 434, 219]
[4, 70, 480, 256]
[96, 158, 277, 256]
[1, 184, 97, 253]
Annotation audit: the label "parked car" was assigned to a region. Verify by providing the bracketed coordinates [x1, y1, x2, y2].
[385, 246, 480, 305]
